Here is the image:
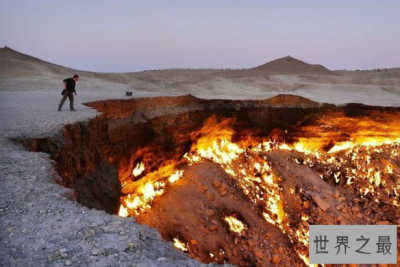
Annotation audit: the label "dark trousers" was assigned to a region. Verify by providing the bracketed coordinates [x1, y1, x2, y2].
[58, 91, 74, 110]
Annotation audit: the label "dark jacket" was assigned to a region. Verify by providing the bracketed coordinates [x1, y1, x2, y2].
[63, 78, 76, 93]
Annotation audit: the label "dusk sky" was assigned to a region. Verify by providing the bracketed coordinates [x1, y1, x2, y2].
[1, 0, 399, 72]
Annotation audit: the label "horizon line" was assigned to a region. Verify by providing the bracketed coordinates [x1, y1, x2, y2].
[2, 45, 399, 74]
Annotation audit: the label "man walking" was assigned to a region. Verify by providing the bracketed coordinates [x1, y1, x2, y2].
[58, 74, 79, 111]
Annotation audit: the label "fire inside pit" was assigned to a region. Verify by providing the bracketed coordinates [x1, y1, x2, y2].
[21, 95, 400, 267]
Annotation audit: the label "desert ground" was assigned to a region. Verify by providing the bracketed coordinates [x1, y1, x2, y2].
[1, 46, 400, 267]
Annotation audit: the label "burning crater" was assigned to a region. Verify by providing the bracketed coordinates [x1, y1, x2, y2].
[20, 95, 400, 267]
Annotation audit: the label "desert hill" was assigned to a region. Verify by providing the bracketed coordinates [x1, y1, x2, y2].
[0, 46, 86, 77]
[251, 55, 335, 75]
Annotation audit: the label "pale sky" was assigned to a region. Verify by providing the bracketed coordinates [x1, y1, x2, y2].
[0, 0, 399, 72]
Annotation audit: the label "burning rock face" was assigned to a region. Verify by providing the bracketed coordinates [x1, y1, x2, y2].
[21, 95, 400, 267]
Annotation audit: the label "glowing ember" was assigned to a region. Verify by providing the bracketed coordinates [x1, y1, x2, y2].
[173, 238, 188, 252]
[118, 204, 128, 217]
[122, 182, 165, 215]
[132, 162, 145, 177]
[224, 215, 246, 234]
[168, 170, 184, 184]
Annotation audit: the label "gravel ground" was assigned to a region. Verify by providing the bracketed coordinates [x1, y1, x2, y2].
[0, 89, 225, 267]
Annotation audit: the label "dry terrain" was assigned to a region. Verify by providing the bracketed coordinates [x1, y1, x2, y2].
[1, 46, 400, 105]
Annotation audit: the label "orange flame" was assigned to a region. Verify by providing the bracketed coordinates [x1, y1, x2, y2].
[117, 114, 400, 266]
[118, 204, 128, 217]
[224, 215, 246, 234]
[132, 162, 145, 177]
[173, 238, 188, 252]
